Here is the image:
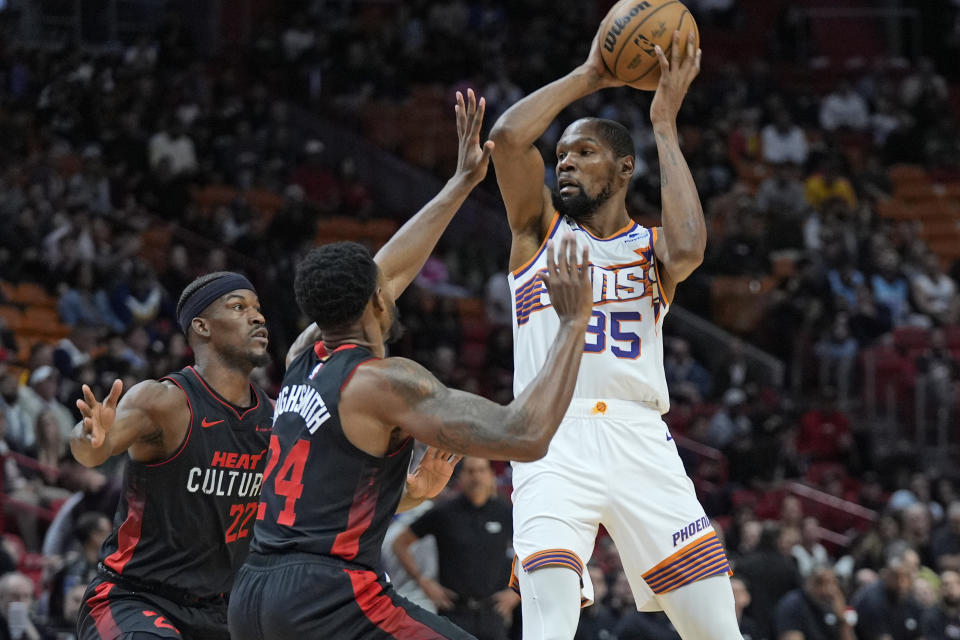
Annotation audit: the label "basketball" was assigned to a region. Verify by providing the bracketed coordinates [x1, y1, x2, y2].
[599, 0, 700, 91]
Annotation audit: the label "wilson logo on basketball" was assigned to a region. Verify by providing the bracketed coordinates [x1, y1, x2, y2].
[602, 1, 652, 52]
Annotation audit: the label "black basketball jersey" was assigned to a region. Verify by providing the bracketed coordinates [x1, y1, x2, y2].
[251, 343, 414, 570]
[99, 366, 273, 598]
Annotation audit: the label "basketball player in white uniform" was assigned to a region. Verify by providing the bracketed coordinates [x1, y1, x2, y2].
[489, 27, 742, 640]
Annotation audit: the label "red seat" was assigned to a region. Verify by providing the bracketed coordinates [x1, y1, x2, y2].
[893, 326, 929, 352]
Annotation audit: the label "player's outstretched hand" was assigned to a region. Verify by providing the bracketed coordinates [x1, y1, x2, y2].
[650, 30, 702, 125]
[542, 233, 592, 327]
[406, 447, 462, 501]
[453, 88, 494, 188]
[76, 379, 122, 448]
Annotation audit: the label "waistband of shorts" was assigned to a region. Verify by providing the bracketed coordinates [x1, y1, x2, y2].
[96, 563, 227, 607]
[565, 398, 661, 418]
[244, 550, 371, 572]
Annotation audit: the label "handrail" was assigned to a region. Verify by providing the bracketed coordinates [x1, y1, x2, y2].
[785, 481, 878, 524]
[2, 450, 61, 479]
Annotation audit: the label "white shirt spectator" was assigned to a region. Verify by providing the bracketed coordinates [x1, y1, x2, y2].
[149, 129, 198, 175]
[819, 85, 869, 131]
[761, 122, 808, 165]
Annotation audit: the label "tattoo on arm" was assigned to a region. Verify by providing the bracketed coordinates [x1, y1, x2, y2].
[656, 132, 680, 167]
[384, 359, 531, 453]
[659, 161, 668, 187]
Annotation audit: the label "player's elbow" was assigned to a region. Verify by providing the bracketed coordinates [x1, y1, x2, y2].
[509, 437, 550, 462]
[489, 122, 526, 153]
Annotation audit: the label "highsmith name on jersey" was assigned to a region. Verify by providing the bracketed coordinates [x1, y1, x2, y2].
[508, 213, 670, 413]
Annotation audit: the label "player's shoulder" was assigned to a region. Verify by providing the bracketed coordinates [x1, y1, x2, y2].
[349, 357, 441, 399]
[124, 378, 186, 408]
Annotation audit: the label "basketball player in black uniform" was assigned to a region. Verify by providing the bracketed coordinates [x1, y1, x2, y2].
[228, 90, 595, 640]
[71, 272, 275, 640]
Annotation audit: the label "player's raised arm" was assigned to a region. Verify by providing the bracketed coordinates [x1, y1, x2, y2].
[650, 31, 706, 299]
[489, 25, 623, 271]
[350, 235, 592, 461]
[375, 89, 494, 304]
[70, 379, 188, 467]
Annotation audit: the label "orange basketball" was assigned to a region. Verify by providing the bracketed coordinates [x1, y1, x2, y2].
[599, 0, 699, 91]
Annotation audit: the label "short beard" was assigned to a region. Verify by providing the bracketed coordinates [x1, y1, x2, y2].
[551, 182, 614, 223]
[219, 343, 271, 371]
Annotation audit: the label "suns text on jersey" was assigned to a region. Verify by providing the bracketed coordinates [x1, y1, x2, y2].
[515, 259, 659, 326]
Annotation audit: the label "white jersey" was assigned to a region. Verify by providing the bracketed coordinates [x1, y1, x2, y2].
[508, 213, 670, 413]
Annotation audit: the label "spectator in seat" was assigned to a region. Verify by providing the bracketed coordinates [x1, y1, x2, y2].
[813, 315, 858, 407]
[148, 118, 197, 175]
[931, 503, 960, 573]
[736, 524, 803, 640]
[819, 81, 869, 132]
[17, 366, 74, 444]
[0, 571, 47, 640]
[912, 252, 958, 326]
[57, 262, 124, 332]
[732, 576, 762, 640]
[664, 338, 712, 404]
[774, 565, 856, 640]
[48, 511, 112, 632]
[921, 569, 960, 640]
[853, 548, 925, 640]
[762, 110, 808, 166]
[871, 250, 914, 327]
[793, 517, 831, 578]
[805, 157, 858, 211]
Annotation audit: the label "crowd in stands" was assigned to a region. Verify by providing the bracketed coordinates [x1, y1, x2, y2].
[1, 0, 960, 637]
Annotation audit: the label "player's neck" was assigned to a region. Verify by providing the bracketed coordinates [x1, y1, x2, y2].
[322, 327, 384, 359]
[193, 356, 253, 407]
[576, 204, 631, 239]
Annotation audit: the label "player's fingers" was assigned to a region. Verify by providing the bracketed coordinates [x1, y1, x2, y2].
[81, 384, 98, 408]
[479, 140, 495, 165]
[469, 97, 486, 140]
[107, 378, 123, 407]
[685, 31, 695, 66]
[76, 399, 92, 416]
[694, 48, 702, 75]
[566, 234, 578, 271]
[580, 246, 591, 279]
[545, 239, 558, 275]
[448, 454, 463, 465]
[467, 87, 476, 116]
[654, 45, 669, 76]
[670, 30, 680, 68]
[453, 91, 467, 137]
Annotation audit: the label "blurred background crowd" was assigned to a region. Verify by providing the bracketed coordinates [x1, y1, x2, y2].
[2, 0, 960, 638]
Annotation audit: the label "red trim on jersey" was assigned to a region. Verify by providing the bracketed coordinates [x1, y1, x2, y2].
[148, 377, 194, 468]
[387, 437, 412, 457]
[330, 468, 378, 560]
[313, 341, 328, 359]
[86, 581, 120, 638]
[346, 569, 440, 639]
[104, 488, 145, 574]
[186, 366, 261, 420]
[339, 357, 378, 392]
